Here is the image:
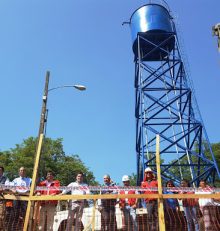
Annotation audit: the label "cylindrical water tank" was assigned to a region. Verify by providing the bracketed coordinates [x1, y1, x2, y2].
[130, 4, 175, 61]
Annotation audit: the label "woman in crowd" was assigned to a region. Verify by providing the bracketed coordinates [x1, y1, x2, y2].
[180, 179, 199, 231]
[196, 179, 215, 231]
[163, 180, 180, 230]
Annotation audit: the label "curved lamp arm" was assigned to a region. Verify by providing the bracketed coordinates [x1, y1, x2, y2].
[48, 84, 86, 92]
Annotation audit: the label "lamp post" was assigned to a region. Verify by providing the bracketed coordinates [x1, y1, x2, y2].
[48, 84, 86, 92]
[212, 23, 220, 52]
[38, 72, 86, 137]
[38, 71, 50, 137]
[24, 71, 86, 230]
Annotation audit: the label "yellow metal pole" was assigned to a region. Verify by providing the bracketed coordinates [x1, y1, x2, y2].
[23, 133, 44, 231]
[16, 193, 219, 201]
[155, 135, 166, 231]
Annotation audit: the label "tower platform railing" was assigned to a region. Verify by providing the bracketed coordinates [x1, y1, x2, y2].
[0, 186, 220, 231]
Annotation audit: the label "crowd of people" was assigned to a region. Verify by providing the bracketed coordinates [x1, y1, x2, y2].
[0, 165, 220, 231]
[162, 179, 220, 231]
[0, 166, 32, 230]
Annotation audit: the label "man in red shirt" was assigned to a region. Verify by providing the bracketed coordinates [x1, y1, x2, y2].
[141, 167, 158, 230]
[119, 175, 138, 231]
[37, 171, 60, 230]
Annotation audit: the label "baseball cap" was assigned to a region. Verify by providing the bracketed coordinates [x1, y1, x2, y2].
[144, 167, 153, 173]
[122, 175, 130, 182]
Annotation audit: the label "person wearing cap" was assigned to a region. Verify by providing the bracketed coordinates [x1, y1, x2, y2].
[141, 167, 158, 230]
[98, 174, 117, 231]
[119, 175, 138, 231]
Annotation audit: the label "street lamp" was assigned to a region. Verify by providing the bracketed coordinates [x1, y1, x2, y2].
[25, 71, 86, 229]
[42, 84, 86, 135]
[48, 84, 86, 92]
[39, 72, 86, 136]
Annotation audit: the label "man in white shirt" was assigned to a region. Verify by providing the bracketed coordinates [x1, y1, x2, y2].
[11, 167, 32, 221]
[11, 167, 32, 194]
[61, 171, 89, 231]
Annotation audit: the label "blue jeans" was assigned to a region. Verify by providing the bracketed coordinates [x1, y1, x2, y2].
[122, 205, 137, 231]
[183, 206, 199, 231]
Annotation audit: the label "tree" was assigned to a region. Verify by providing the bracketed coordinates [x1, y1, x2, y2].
[166, 141, 220, 186]
[210, 142, 220, 186]
[0, 137, 97, 185]
[212, 142, 220, 168]
[129, 173, 137, 186]
[127, 142, 220, 186]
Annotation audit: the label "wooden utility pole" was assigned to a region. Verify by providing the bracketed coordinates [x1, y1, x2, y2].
[212, 23, 220, 52]
[23, 71, 50, 231]
[38, 71, 50, 136]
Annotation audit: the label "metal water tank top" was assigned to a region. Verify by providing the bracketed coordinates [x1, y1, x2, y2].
[130, 4, 175, 61]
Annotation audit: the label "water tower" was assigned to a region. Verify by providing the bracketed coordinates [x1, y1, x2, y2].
[128, 1, 220, 185]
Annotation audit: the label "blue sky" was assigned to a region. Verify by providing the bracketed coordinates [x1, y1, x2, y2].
[0, 0, 219, 184]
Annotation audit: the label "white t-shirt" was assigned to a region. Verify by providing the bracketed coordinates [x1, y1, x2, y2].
[62, 181, 89, 209]
[62, 181, 89, 195]
[11, 177, 32, 193]
[195, 187, 217, 207]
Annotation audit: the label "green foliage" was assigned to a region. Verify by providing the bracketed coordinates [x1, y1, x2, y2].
[0, 137, 97, 185]
[212, 142, 220, 186]
[166, 141, 220, 185]
[127, 142, 220, 186]
[212, 142, 220, 167]
[129, 173, 137, 186]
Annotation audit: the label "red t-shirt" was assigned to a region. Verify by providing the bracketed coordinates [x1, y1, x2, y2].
[38, 180, 60, 205]
[141, 180, 158, 202]
[119, 190, 137, 206]
[182, 192, 198, 207]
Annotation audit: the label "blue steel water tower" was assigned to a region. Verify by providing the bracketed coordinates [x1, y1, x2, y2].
[129, 1, 220, 185]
